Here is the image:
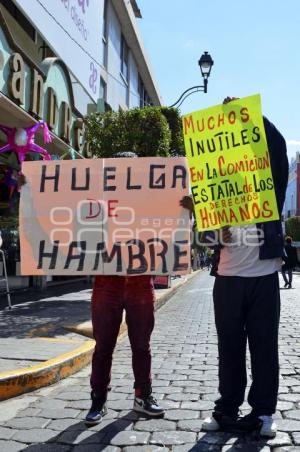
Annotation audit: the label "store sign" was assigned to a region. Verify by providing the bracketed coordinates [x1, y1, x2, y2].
[0, 14, 88, 155]
[14, 0, 103, 101]
[20, 158, 191, 275]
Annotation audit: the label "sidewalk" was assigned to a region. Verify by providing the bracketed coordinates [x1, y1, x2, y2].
[0, 272, 200, 401]
[0, 271, 299, 451]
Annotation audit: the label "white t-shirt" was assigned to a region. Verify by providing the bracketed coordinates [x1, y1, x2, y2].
[217, 224, 282, 277]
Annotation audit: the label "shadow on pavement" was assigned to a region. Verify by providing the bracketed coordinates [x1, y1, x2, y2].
[0, 280, 93, 339]
[21, 411, 143, 451]
[0, 280, 93, 309]
[190, 430, 269, 451]
[19, 423, 271, 452]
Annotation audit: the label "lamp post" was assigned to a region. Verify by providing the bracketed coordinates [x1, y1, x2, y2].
[169, 51, 214, 108]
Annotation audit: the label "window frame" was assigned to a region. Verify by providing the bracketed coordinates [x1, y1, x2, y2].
[102, 0, 108, 68]
[120, 34, 129, 83]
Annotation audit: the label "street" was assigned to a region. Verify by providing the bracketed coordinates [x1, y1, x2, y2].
[0, 271, 300, 451]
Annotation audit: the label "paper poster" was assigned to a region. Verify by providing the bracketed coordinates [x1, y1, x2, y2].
[182, 94, 279, 231]
[20, 157, 190, 275]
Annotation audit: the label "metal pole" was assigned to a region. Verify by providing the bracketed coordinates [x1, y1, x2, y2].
[169, 85, 205, 108]
[0, 249, 12, 309]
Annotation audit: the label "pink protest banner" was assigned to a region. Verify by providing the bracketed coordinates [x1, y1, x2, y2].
[20, 157, 191, 275]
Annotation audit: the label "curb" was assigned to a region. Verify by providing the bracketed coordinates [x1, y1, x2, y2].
[0, 271, 200, 401]
[0, 340, 95, 401]
[154, 271, 200, 311]
[65, 271, 201, 339]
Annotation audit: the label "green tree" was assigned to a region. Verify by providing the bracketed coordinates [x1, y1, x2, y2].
[285, 216, 300, 241]
[85, 106, 185, 157]
[159, 107, 184, 155]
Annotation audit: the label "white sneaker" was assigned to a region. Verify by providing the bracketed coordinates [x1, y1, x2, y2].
[202, 416, 220, 431]
[259, 415, 277, 438]
[133, 395, 165, 417]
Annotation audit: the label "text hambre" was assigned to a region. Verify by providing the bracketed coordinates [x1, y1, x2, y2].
[37, 238, 189, 274]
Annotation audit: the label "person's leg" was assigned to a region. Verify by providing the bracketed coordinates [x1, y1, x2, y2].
[213, 276, 247, 416]
[125, 276, 164, 416]
[90, 276, 124, 399]
[281, 269, 288, 286]
[288, 269, 293, 287]
[125, 276, 155, 396]
[246, 273, 280, 416]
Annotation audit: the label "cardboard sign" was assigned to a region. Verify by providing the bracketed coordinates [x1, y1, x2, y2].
[182, 94, 279, 231]
[20, 157, 190, 275]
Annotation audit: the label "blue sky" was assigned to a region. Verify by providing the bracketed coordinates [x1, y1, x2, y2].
[137, 0, 300, 162]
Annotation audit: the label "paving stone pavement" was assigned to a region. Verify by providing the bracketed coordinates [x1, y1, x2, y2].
[0, 271, 300, 451]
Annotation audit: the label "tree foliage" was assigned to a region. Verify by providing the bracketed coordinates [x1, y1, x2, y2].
[85, 106, 184, 157]
[285, 216, 300, 241]
[159, 107, 184, 155]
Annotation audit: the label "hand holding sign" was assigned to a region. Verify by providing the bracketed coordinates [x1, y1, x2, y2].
[179, 195, 194, 218]
[219, 226, 232, 244]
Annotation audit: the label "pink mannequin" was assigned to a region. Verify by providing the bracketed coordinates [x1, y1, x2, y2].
[0, 121, 52, 164]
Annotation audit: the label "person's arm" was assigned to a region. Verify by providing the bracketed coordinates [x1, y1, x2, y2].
[223, 100, 288, 214]
[263, 117, 289, 214]
[282, 251, 288, 263]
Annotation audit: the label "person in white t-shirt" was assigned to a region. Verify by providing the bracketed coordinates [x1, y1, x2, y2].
[181, 97, 289, 438]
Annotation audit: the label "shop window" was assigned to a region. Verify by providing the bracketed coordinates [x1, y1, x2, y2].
[0, 219, 20, 276]
[0, 160, 21, 277]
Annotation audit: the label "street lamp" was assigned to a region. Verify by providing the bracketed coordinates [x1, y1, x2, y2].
[169, 51, 214, 108]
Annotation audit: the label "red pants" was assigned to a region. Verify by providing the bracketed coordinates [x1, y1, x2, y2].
[90, 275, 155, 399]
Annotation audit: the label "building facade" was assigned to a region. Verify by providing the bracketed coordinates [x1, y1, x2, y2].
[97, 0, 161, 112]
[0, 0, 161, 290]
[284, 152, 300, 219]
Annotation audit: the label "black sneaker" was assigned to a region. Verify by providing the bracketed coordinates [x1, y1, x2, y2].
[202, 410, 238, 432]
[85, 392, 108, 426]
[133, 395, 165, 417]
[235, 412, 263, 432]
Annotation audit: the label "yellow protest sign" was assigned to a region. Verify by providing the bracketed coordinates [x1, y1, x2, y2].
[182, 94, 279, 231]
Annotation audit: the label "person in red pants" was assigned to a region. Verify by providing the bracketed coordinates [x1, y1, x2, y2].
[85, 275, 164, 425]
[85, 153, 164, 425]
